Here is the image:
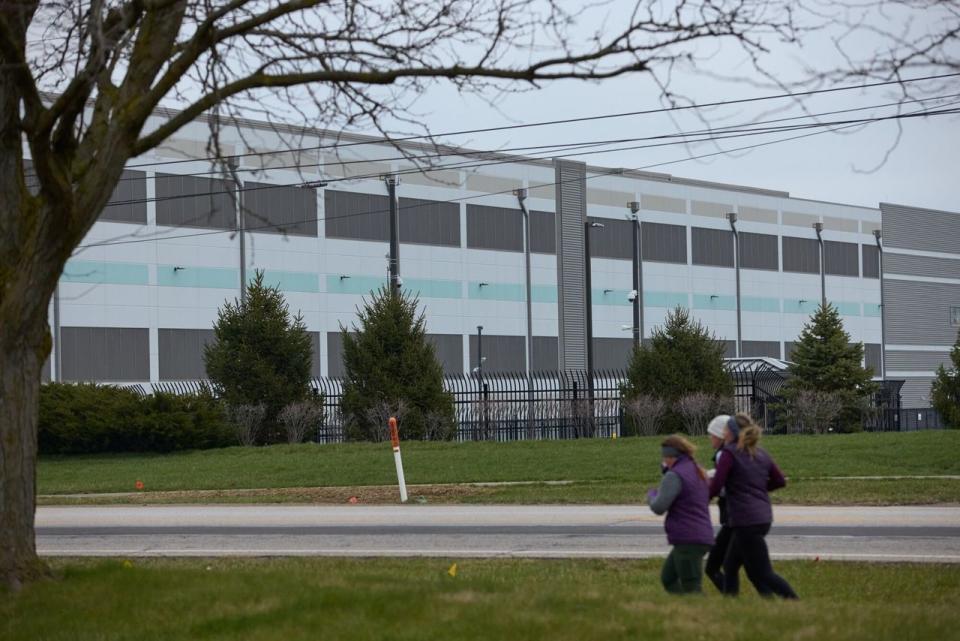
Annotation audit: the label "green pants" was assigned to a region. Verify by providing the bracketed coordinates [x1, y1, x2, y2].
[661, 544, 711, 595]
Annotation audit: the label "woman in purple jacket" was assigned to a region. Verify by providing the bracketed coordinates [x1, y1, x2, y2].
[709, 413, 798, 599]
[647, 435, 715, 595]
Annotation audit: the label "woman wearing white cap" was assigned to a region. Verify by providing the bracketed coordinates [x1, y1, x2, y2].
[704, 414, 740, 593]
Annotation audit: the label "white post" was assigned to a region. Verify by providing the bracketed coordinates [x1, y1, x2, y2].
[390, 417, 408, 503]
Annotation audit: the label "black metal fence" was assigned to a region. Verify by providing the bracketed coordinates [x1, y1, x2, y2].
[118, 360, 941, 441]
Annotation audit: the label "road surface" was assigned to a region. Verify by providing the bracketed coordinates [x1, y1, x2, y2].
[36, 505, 960, 563]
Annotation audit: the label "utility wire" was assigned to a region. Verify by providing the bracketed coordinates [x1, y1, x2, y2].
[75, 99, 959, 250]
[90, 92, 960, 184]
[44, 71, 960, 178]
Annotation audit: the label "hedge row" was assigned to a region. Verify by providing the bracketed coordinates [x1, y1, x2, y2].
[39, 383, 234, 454]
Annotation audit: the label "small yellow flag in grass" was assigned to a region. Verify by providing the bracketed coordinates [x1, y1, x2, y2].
[122, 560, 134, 569]
[447, 563, 458, 577]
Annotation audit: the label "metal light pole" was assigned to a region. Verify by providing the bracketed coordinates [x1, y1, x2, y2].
[814, 222, 826, 308]
[476, 325, 484, 379]
[228, 157, 246, 302]
[584, 221, 604, 407]
[874, 229, 886, 380]
[515, 188, 535, 434]
[627, 202, 643, 349]
[385, 174, 401, 291]
[726, 213, 742, 358]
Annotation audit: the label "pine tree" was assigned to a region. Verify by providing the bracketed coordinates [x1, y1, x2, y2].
[781, 303, 878, 431]
[204, 270, 313, 443]
[340, 287, 455, 441]
[930, 329, 960, 429]
[621, 306, 733, 434]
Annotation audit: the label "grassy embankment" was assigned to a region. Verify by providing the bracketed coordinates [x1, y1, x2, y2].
[37, 430, 960, 505]
[4, 558, 960, 641]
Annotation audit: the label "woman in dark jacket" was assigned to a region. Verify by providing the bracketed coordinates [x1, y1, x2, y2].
[647, 435, 715, 595]
[709, 413, 798, 599]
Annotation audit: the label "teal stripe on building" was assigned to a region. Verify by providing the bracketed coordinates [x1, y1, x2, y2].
[61, 260, 149, 286]
[692, 294, 737, 311]
[742, 296, 781, 313]
[405, 278, 462, 299]
[158, 265, 238, 289]
[645, 291, 690, 308]
[255, 270, 320, 293]
[326, 274, 387, 295]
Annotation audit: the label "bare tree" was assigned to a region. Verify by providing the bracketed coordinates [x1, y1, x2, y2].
[624, 394, 667, 436]
[278, 400, 325, 444]
[229, 403, 266, 446]
[675, 392, 716, 436]
[363, 398, 410, 443]
[2, 1, 817, 588]
[784, 390, 845, 434]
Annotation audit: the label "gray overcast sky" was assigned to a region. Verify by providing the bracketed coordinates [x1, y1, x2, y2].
[376, 3, 960, 212]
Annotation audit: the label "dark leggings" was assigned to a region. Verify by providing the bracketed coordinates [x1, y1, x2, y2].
[705, 525, 740, 594]
[724, 523, 798, 599]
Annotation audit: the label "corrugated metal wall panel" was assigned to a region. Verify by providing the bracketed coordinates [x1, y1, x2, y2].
[782, 236, 820, 274]
[824, 240, 859, 277]
[587, 216, 633, 260]
[327, 331, 346, 377]
[156, 174, 236, 230]
[324, 190, 390, 242]
[742, 340, 781, 358]
[864, 343, 882, 376]
[62, 327, 149, 381]
[399, 197, 461, 247]
[691, 227, 734, 267]
[532, 336, 559, 370]
[641, 222, 687, 264]
[592, 337, 635, 369]
[531, 210, 556, 254]
[426, 334, 464, 374]
[158, 328, 216, 380]
[884, 279, 960, 345]
[555, 160, 588, 370]
[740, 232, 779, 271]
[862, 244, 880, 278]
[244, 182, 317, 237]
[469, 334, 526, 373]
[881, 203, 960, 255]
[466, 204, 523, 252]
[100, 170, 148, 224]
[899, 378, 935, 407]
[885, 350, 952, 372]
[885, 252, 960, 280]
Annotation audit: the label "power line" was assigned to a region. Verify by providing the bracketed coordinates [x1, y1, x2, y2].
[63, 71, 960, 174]
[75, 99, 958, 250]
[95, 102, 960, 210]
[91, 92, 960, 184]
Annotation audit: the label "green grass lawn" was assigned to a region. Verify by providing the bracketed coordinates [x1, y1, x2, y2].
[37, 431, 960, 505]
[4, 558, 959, 641]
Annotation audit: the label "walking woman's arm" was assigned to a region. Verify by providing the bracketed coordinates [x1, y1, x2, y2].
[709, 450, 733, 498]
[767, 462, 787, 491]
[648, 471, 682, 515]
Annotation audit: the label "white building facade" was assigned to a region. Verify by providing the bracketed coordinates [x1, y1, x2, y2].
[47, 109, 933, 400]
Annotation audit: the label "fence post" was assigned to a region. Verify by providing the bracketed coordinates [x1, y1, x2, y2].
[482, 382, 490, 440]
[389, 417, 408, 503]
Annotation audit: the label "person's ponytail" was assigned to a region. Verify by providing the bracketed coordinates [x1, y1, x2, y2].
[734, 413, 762, 458]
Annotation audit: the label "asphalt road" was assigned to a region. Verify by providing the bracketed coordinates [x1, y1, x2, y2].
[35, 505, 960, 563]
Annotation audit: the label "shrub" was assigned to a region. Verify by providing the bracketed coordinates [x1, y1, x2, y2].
[278, 400, 325, 444]
[39, 383, 232, 454]
[340, 286, 456, 441]
[204, 270, 313, 444]
[621, 306, 733, 433]
[931, 328, 960, 429]
[780, 303, 877, 431]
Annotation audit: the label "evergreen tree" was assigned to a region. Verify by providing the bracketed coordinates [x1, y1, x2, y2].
[930, 329, 960, 429]
[340, 287, 455, 441]
[781, 303, 877, 431]
[621, 306, 733, 434]
[204, 270, 313, 443]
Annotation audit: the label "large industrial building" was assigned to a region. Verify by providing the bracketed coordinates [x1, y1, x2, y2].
[42, 110, 959, 408]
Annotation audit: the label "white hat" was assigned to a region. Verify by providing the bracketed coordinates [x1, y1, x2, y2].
[707, 415, 731, 439]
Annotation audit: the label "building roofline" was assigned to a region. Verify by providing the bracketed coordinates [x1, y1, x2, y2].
[880, 202, 960, 217]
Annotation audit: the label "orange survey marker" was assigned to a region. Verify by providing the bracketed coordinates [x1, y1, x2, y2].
[389, 417, 408, 503]
[390, 417, 400, 450]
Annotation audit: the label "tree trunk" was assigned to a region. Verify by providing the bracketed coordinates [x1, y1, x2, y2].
[0, 317, 49, 590]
